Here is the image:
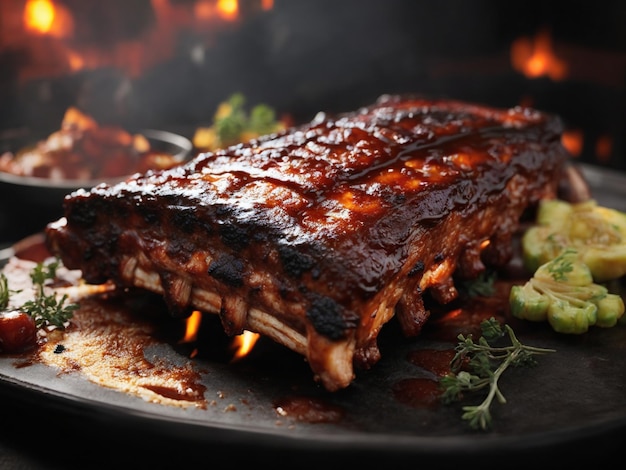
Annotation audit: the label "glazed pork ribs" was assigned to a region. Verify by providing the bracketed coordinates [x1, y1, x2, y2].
[45, 95, 570, 391]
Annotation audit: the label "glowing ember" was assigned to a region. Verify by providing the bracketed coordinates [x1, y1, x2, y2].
[230, 330, 260, 362]
[437, 308, 464, 322]
[510, 29, 568, 81]
[595, 135, 613, 161]
[561, 129, 584, 157]
[67, 51, 84, 71]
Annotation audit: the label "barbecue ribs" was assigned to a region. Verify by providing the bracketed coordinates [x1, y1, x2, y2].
[45, 95, 571, 391]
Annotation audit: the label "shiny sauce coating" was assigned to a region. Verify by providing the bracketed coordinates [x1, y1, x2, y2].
[90, 96, 566, 295]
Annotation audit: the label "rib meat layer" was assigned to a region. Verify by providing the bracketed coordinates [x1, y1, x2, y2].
[45, 95, 571, 391]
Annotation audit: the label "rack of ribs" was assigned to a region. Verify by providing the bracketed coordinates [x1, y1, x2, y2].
[44, 94, 571, 391]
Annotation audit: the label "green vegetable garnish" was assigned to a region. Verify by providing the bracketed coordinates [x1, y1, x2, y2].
[214, 93, 248, 146]
[248, 103, 279, 135]
[440, 317, 555, 431]
[510, 249, 625, 334]
[1, 259, 78, 330]
[193, 93, 286, 151]
[522, 199, 626, 282]
[212, 93, 283, 147]
[0, 274, 10, 311]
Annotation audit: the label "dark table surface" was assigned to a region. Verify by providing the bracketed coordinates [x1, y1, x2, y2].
[0, 396, 623, 470]
[0, 194, 58, 250]
[0, 385, 624, 470]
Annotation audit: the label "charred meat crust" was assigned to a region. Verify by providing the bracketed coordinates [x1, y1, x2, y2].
[45, 94, 571, 391]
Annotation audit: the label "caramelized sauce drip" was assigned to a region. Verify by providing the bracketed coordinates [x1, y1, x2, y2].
[406, 348, 456, 377]
[273, 396, 345, 424]
[392, 280, 519, 409]
[392, 378, 442, 409]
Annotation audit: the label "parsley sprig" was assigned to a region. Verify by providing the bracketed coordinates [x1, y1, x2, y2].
[439, 317, 555, 431]
[1, 259, 78, 329]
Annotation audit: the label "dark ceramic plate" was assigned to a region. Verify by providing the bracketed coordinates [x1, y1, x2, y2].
[0, 163, 625, 468]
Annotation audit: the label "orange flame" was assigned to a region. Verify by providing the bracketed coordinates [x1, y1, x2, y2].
[179, 312, 260, 361]
[230, 330, 260, 362]
[181, 310, 203, 343]
[23, 0, 73, 38]
[510, 29, 568, 81]
[216, 0, 239, 21]
[24, 0, 54, 34]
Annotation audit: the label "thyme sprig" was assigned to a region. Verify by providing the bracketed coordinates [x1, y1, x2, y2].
[1, 259, 78, 329]
[440, 317, 555, 431]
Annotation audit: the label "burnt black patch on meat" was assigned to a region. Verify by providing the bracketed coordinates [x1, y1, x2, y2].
[218, 224, 249, 250]
[207, 254, 245, 287]
[164, 237, 194, 264]
[67, 200, 98, 227]
[138, 206, 159, 224]
[171, 208, 200, 234]
[306, 296, 356, 340]
[278, 245, 316, 279]
[408, 261, 425, 277]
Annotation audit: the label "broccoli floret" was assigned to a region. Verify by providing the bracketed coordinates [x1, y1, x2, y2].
[195, 93, 286, 151]
[213, 93, 248, 146]
[510, 249, 625, 334]
[248, 104, 279, 135]
[522, 199, 626, 282]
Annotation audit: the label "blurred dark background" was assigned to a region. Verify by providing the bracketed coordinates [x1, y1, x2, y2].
[2, 0, 626, 244]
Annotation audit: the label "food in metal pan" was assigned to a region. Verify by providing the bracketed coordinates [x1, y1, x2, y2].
[0, 107, 185, 181]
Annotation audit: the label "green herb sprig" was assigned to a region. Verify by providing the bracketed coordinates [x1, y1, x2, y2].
[1, 259, 78, 329]
[0, 273, 11, 311]
[459, 270, 497, 298]
[439, 317, 555, 431]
